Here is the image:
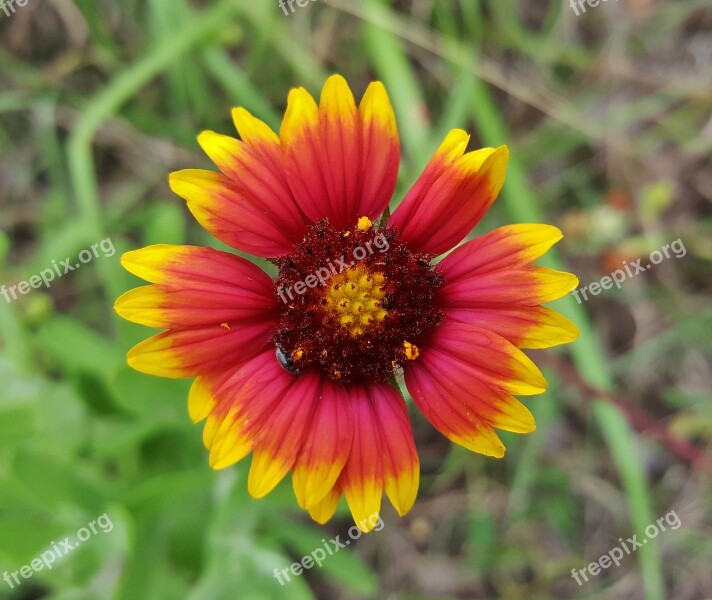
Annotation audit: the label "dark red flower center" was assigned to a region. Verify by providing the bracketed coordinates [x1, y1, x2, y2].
[272, 218, 444, 383]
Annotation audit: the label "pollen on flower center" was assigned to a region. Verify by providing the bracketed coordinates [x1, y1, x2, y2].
[323, 267, 388, 337]
[272, 219, 445, 383]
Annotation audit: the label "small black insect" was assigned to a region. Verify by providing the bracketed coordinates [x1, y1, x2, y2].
[276, 346, 301, 376]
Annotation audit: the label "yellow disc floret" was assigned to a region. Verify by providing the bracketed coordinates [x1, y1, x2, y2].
[403, 341, 420, 360]
[357, 216, 373, 231]
[324, 266, 388, 337]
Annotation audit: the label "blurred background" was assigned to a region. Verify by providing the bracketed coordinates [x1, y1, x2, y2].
[1, 1, 711, 599]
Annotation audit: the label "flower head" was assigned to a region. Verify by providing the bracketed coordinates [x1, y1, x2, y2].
[115, 75, 579, 531]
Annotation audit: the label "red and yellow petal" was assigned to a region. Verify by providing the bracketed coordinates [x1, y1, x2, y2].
[372, 385, 419, 517]
[337, 383, 419, 531]
[389, 132, 508, 256]
[116, 244, 277, 328]
[292, 380, 354, 509]
[169, 158, 308, 258]
[232, 107, 279, 145]
[196, 108, 310, 254]
[119, 243, 271, 285]
[115, 284, 275, 329]
[281, 74, 400, 230]
[439, 265, 578, 307]
[195, 349, 304, 471]
[358, 81, 401, 219]
[248, 372, 321, 498]
[205, 407, 254, 470]
[188, 376, 216, 423]
[307, 483, 342, 525]
[404, 321, 544, 458]
[396, 129, 471, 214]
[115, 245, 277, 378]
[338, 386, 384, 531]
[437, 224, 564, 278]
[125, 326, 272, 379]
[436, 225, 579, 349]
[443, 305, 578, 350]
